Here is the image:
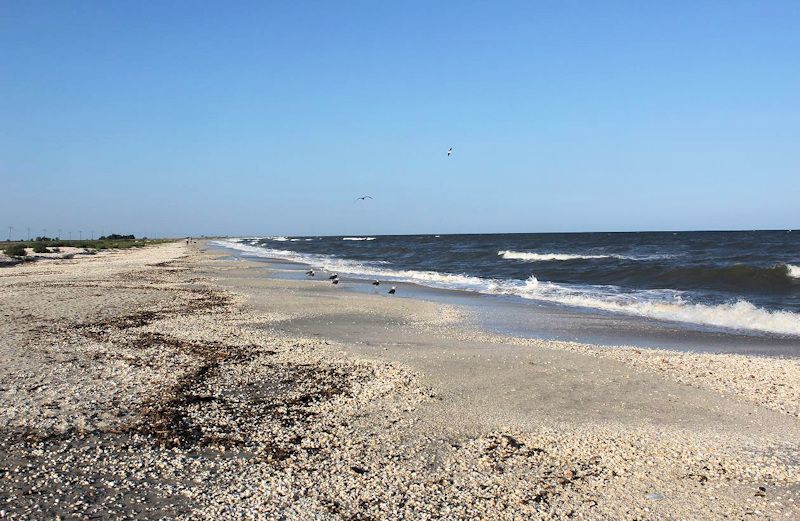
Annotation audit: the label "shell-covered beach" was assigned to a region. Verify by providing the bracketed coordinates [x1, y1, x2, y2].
[1, 241, 799, 519]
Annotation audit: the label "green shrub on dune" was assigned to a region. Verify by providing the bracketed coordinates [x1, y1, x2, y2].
[1, 237, 168, 260]
[3, 244, 27, 258]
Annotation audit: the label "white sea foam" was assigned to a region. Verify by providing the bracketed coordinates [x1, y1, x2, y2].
[212, 240, 800, 336]
[787, 264, 800, 279]
[509, 276, 800, 336]
[212, 240, 292, 257]
[246, 236, 313, 242]
[343, 237, 376, 241]
[499, 251, 611, 261]
[212, 239, 486, 289]
[498, 250, 671, 262]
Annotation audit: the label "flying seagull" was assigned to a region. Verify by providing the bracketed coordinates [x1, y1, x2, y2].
[354, 195, 373, 202]
[447, 147, 453, 157]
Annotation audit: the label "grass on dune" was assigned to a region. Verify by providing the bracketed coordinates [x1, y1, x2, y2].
[2, 238, 174, 259]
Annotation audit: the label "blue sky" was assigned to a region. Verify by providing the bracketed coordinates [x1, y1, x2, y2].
[1, 1, 798, 238]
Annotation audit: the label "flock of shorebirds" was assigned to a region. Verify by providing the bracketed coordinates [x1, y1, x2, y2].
[305, 270, 396, 294]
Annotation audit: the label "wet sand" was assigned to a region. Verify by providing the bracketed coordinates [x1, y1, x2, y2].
[1, 241, 799, 519]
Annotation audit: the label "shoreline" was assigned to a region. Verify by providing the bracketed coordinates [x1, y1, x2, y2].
[208, 235, 800, 340]
[213, 240, 800, 357]
[1, 241, 799, 518]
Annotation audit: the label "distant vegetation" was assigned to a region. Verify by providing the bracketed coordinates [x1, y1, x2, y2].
[2, 244, 27, 258]
[2, 235, 173, 260]
[98, 234, 135, 241]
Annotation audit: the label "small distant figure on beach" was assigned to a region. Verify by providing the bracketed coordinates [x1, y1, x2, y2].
[447, 147, 453, 157]
[306, 270, 315, 277]
[332, 278, 339, 285]
[388, 286, 396, 294]
[372, 280, 380, 286]
[329, 273, 338, 280]
[354, 195, 373, 202]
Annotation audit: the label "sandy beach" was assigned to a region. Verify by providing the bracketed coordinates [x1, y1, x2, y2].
[2, 240, 799, 519]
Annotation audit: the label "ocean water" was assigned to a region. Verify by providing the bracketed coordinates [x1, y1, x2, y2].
[214, 231, 800, 337]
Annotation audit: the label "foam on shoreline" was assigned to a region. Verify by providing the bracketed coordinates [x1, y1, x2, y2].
[213, 239, 800, 337]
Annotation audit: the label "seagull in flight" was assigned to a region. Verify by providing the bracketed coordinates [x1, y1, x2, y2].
[447, 147, 453, 157]
[354, 195, 373, 202]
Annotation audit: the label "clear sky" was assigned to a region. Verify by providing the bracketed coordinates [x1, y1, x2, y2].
[2, 1, 798, 238]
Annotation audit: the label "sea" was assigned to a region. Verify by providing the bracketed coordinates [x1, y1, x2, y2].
[213, 231, 800, 341]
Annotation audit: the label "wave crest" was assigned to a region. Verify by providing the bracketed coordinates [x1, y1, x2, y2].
[498, 250, 674, 262]
[511, 276, 800, 336]
[343, 237, 376, 241]
[499, 251, 610, 261]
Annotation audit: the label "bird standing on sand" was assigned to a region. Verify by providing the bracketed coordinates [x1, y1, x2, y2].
[388, 286, 396, 294]
[354, 195, 373, 202]
[447, 147, 453, 157]
[372, 280, 380, 286]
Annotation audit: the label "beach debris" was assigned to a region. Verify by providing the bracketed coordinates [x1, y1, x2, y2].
[755, 486, 767, 497]
[646, 492, 666, 501]
[388, 286, 396, 294]
[499, 434, 523, 449]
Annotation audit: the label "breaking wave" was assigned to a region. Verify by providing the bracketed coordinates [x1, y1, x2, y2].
[498, 250, 670, 262]
[510, 276, 800, 337]
[343, 237, 376, 241]
[500, 251, 612, 261]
